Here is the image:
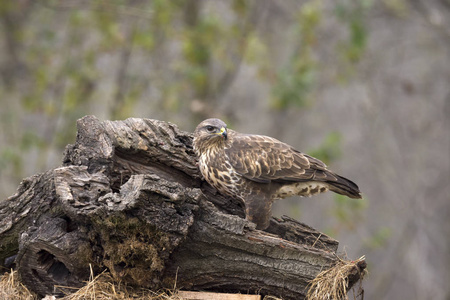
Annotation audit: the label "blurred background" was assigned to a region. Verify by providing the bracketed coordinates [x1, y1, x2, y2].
[0, 0, 449, 299]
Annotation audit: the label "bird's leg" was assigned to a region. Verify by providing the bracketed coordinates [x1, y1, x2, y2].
[244, 195, 273, 230]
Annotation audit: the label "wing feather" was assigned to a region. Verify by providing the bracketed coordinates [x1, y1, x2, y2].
[224, 132, 332, 183]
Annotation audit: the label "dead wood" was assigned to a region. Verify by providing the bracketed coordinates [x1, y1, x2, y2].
[0, 116, 365, 299]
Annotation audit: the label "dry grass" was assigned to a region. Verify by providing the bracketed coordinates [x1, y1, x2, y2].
[0, 268, 276, 299]
[0, 267, 181, 300]
[0, 269, 38, 300]
[55, 269, 181, 300]
[306, 255, 366, 300]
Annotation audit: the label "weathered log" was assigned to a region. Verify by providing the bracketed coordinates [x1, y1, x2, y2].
[0, 116, 365, 299]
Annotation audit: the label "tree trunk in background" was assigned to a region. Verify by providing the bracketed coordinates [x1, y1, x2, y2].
[0, 116, 365, 299]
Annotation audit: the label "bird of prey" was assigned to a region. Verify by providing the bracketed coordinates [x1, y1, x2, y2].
[193, 118, 361, 230]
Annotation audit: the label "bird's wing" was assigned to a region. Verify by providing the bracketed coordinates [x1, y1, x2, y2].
[224, 133, 335, 183]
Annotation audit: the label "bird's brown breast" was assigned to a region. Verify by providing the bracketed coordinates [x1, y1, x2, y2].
[198, 149, 243, 198]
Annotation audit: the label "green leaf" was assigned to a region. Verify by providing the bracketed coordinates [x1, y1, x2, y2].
[308, 132, 342, 165]
[364, 227, 392, 249]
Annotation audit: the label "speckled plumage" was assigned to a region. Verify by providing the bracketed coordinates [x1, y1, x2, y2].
[193, 118, 361, 230]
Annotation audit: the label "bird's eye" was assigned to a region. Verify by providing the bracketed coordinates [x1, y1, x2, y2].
[206, 126, 215, 132]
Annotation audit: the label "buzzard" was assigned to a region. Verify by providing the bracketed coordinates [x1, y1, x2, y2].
[193, 118, 361, 230]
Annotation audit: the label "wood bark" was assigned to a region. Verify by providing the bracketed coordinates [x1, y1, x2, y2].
[0, 116, 365, 299]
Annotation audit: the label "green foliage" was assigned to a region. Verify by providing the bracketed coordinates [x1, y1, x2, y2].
[307, 131, 343, 165]
[271, 1, 322, 109]
[328, 194, 367, 235]
[335, 0, 371, 78]
[382, 0, 409, 17]
[232, 0, 249, 16]
[364, 226, 392, 249]
[0, 147, 22, 175]
[181, 12, 236, 99]
[244, 33, 270, 74]
[132, 29, 155, 51]
[151, 0, 181, 27]
[20, 131, 46, 151]
[271, 58, 316, 109]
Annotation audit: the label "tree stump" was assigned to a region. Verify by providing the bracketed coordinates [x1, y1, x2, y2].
[0, 116, 366, 299]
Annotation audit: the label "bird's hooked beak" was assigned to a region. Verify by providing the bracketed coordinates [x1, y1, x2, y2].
[217, 127, 227, 139]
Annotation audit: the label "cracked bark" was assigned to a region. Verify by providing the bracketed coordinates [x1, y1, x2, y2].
[0, 116, 365, 299]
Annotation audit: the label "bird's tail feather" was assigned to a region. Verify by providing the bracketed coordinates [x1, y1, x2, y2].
[327, 174, 362, 199]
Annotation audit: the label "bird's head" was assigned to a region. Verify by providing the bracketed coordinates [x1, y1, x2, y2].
[193, 118, 228, 152]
